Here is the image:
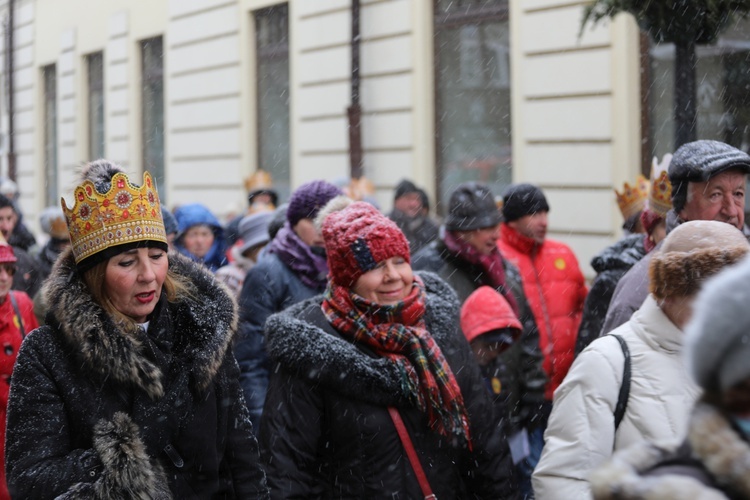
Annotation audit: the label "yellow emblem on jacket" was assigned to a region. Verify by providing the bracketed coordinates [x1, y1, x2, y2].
[555, 258, 566, 270]
[491, 377, 502, 394]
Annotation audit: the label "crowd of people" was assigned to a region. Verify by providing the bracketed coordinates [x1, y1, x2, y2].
[0, 139, 747, 498]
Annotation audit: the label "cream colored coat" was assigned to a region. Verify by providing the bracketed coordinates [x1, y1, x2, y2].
[532, 296, 700, 500]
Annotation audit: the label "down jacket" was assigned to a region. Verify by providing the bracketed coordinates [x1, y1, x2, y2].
[590, 402, 750, 500]
[259, 272, 518, 499]
[575, 234, 647, 355]
[0, 290, 37, 499]
[532, 296, 700, 500]
[498, 224, 587, 399]
[5, 249, 268, 499]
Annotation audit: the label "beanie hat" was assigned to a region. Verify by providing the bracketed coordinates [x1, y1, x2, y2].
[649, 220, 749, 301]
[444, 182, 502, 231]
[461, 286, 521, 344]
[685, 254, 750, 393]
[286, 180, 343, 228]
[239, 210, 273, 255]
[0, 233, 16, 264]
[321, 201, 410, 287]
[502, 183, 550, 223]
[39, 206, 69, 240]
[394, 179, 420, 201]
[161, 207, 178, 236]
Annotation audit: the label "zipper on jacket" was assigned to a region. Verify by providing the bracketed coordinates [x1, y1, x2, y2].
[163, 444, 184, 468]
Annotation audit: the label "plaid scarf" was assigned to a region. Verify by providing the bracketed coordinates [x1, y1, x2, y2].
[321, 276, 472, 447]
[443, 230, 520, 316]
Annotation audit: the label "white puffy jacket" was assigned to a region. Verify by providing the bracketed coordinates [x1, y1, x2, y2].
[532, 295, 700, 499]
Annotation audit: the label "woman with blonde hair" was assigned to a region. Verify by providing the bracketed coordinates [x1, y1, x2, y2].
[5, 161, 267, 499]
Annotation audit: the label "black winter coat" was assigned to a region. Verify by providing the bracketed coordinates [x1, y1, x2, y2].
[259, 272, 518, 499]
[412, 240, 548, 430]
[236, 252, 321, 430]
[574, 234, 647, 355]
[5, 250, 268, 499]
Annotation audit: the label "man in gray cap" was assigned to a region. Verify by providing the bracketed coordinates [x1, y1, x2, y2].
[601, 139, 750, 333]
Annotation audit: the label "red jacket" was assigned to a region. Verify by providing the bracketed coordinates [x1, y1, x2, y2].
[498, 223, 587, 400]
[0, 290, 38, 500]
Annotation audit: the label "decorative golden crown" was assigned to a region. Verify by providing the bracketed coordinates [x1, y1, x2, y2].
[61, 171, 167, 265]
[244, 170, 274, 193]
[615, 175, 649, 220]
[649, 170, 673, 217]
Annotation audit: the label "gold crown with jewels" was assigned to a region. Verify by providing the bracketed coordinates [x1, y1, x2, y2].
[61, 171, 167, 265]
[615, 175, 649, 220]
[649, 154, 673, 217]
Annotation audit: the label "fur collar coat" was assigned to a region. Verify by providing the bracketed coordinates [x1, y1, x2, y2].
[5, 249, 268, 499]
[591, 402, 750, 499]
[258, 272, 517, 499]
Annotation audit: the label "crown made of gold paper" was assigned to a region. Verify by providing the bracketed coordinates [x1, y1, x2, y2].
[615, 175, 649, 220]
[244, 170, 274, 193]
[649, 170, 673, 217]
[61, 171, 167, 265]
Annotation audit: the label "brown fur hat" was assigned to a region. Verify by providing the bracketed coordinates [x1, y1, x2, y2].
[649, 220, 749, 300]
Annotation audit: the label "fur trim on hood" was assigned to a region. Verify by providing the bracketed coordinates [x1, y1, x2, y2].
[649, 246, 748, 300]
[264, 271, 461, 407]
[43, 247, 238, 399]
[591, 402, 750, 499]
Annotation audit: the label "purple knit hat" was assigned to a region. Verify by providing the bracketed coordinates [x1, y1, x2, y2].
[286, 180, 343, 227]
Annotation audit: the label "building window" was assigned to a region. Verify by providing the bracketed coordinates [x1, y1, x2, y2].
[43, 64, 57, 207]
[645, 18, 750, 159]
[434, 0, 511, 209]
[255, 4, 290, 202]
[87, 51, 105, 161]
[141, 37, 165, 198]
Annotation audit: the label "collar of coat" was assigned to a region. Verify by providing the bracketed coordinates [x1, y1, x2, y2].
[500, 222, 539, 254]
[590, 401, 750, 499]
[264, 271, 462, 407]
[43, 248, 237, 399]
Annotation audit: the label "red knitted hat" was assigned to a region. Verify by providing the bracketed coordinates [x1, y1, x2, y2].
[461, 286, 522, 344]
[322, 201, 410, 287]
[0, 233, 16, 264]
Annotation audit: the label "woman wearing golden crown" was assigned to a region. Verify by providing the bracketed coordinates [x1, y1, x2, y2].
[4, 161, 268, 499]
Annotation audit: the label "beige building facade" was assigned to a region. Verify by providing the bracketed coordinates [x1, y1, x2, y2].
[0, 0, 650, 275]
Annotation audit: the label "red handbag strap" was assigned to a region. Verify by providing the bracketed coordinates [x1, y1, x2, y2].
[388, 407, 437, 500]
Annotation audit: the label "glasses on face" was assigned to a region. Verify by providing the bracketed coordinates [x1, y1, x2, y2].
[0, 264, 16, 277]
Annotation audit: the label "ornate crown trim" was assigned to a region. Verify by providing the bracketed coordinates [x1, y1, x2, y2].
[61, 171, 167, 264]
[649, 170, 673, 217]
[615, 175, 649, 220]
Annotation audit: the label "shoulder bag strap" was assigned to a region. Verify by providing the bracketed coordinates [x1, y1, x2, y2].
[610, 334, 631, 430]
[387, 407, 437, 500]
[8, 292, 25, 338]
